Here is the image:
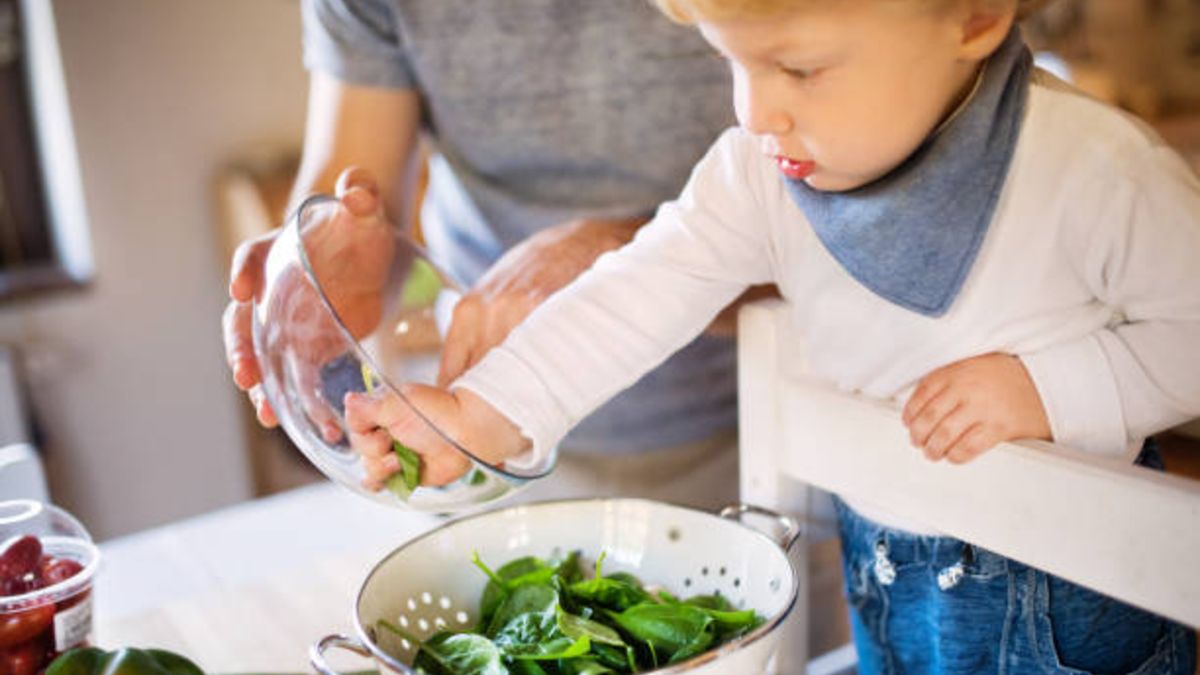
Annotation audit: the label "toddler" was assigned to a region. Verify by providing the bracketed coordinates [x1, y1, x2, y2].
[346, 0, 1200, 671]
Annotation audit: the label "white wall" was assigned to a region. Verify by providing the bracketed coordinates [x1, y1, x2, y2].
[0, 0, 308, 538]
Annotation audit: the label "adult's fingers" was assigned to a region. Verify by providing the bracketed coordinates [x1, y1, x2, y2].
[229, 233, 276, 303]
[438, 295, 483, 387]
[248, 385, 278, 427]
[335, 166, 383, 219]
[295, 361, 344, 444]
[335, 166, 381, 199]
[222, 301, 259, 391]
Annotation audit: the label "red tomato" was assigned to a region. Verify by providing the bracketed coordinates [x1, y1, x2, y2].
[39, 557, 82, 587]
[0, 538, 43, 598]
[0, 640, 44, 675]
[0, 603, 54, 650]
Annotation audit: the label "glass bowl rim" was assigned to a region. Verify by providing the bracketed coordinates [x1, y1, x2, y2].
[284, 194, 549, 483]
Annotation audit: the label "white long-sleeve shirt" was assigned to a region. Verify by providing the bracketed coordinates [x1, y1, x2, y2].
[457, 72, 1200, 514]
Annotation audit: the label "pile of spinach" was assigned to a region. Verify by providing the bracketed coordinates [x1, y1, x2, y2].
[377, 551, 763, 674]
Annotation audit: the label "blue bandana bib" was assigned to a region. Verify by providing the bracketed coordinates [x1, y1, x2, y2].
[784, 29, 1032, 317]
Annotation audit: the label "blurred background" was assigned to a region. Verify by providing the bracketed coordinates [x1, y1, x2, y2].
[0, 0, 308, 539]
[0, 0, 1198, 541]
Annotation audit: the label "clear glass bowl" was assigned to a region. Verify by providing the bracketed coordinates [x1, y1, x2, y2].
[252, 195, 553, 513]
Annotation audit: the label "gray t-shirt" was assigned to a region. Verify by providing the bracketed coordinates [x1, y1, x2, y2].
[302, 0, 738, 454]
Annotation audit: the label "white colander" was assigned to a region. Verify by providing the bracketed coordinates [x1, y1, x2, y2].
[311, 498, 802, 675]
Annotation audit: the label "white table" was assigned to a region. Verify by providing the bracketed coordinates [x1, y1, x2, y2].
[94, 483, 441, 673]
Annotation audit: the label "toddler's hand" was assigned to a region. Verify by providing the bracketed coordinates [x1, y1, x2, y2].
[344, 385, 529, 490]
[902, 353, 1051, 464]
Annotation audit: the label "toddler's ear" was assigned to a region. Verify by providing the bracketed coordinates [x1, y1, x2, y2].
[956, 3, 1017, 62]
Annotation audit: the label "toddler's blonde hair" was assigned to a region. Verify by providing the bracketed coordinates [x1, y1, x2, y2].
[653, 0, 1053, 24]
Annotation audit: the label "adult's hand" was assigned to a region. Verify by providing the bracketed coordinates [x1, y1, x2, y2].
[222, 167, 394, 434]
[437, 216, 645, 387]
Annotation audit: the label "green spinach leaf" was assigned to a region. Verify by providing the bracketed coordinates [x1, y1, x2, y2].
[606, 602, 714, 662]
[411, 632, 507, 675]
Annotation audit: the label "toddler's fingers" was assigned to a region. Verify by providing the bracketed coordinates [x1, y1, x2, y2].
[362, 452, 402, 491]
[906, 388, 959, 449]
[349, 385, 476, 487]
[346, 391, 426, 440]
[345, 391, 387, 434]
[921, 405, 973, 462]
[945, 426, 996, 465]
[347, 390, 444, 456]
[902, 374, 949, 426]
[348, 427, 394, 460]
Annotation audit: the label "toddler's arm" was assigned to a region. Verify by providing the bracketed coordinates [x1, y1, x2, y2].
[345, 129, 775, 485]
[1022, 147, 1200, 455]
[908, 144, 1200, 462]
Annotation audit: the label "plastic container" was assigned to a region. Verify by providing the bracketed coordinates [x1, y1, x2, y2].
[0, 499, 100, 674]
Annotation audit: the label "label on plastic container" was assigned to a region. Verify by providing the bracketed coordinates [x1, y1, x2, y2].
[54, 594, 93, 652]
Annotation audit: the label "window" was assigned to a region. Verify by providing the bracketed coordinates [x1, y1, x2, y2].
[0, 0, 91, 301]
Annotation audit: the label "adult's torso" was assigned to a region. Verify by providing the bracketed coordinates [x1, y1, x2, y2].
[394, 0, 739, 452]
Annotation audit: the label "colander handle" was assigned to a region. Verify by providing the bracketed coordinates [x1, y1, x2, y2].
[719, 503, 803, 550]
[310, 633, 373, 675]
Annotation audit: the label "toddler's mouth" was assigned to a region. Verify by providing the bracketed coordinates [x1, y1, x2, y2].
[775, 156, 816, 180]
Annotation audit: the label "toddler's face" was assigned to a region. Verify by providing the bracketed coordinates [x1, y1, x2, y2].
[699, 1, 987, 192]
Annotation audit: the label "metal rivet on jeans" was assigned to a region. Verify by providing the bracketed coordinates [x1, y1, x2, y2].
[937, 561, 964, 591]
[873, 540, 896, 586]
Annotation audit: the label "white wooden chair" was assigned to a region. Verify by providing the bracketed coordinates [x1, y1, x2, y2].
[737, 300, 1200, 674]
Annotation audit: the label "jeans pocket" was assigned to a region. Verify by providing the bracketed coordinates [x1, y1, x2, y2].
[1036, 573, 1188, 675]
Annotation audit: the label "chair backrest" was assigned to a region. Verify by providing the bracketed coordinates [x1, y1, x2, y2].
[0, 442, 49, 503]
[738, 300, 1200, 629]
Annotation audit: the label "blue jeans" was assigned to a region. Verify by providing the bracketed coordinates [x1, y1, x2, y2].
[834, 497, 1196, 674]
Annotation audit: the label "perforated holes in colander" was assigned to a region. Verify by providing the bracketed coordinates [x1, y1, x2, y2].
[673, 547, 751, 609]
[681, 564, 750, 609]
[384, 593, 474, 662]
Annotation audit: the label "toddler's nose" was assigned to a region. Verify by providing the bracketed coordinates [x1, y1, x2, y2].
[737, 78, 792, 137]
